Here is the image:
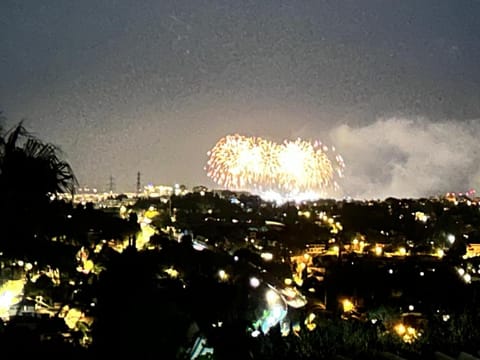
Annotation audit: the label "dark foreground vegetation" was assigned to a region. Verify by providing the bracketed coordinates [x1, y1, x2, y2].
[0, 120, 479, 359]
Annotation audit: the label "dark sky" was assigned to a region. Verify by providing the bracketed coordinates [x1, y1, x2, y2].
[1, 1, 480, 198]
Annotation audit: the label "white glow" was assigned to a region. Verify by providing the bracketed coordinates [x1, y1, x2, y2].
[249, 277, 260, 288]
[447, 234, 455, 244]
[261, 252, 273, 261]
[266, 289, 279, 304]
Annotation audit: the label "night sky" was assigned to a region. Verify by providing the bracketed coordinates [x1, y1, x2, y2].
[1, 1, 480, 198]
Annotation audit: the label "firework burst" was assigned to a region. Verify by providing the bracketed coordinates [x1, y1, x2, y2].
[206, 134, 345, 201]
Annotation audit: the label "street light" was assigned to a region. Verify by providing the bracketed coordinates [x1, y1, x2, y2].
[447, 234, 455, 244]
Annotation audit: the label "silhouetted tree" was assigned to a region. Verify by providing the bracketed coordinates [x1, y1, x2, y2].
[0, 122, 77, 201]
[0, 121, 77, 253]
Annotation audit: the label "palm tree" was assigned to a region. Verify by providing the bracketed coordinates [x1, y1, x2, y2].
[0, 121, 78, 249]
[0, 122, 77, 201]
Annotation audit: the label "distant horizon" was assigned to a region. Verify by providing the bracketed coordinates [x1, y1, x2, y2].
[70, 181, 475, 203]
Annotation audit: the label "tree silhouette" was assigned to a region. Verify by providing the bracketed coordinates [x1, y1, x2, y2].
[0, 121, 77, 252]
[0, 122, 77, 200]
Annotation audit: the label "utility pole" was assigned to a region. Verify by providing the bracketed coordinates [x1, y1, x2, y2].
[109, 175, 115, 194]
[136, 171, 141, 197]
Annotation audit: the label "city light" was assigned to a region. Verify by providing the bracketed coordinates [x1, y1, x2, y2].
[341, 299, 355, 313]
[164, 267, 179, 278]
[261, 252, 273, 261]
[304, 313, 317, 331]
[394, 323, 420, 343]
[218, 269, 229, 282]
[394, 323, 406, 336]
[249, 277, 261, 288]
[0, 279, 25, 320]
[447, 234, 455, 244]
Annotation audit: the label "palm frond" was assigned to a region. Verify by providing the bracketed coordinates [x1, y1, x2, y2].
[0, 121, 78, 198]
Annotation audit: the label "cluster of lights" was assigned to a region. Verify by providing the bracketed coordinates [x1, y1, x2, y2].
[0, 280, 25, 320]
[414, 211, 429, 223]
[394, 323, 421, 343]
[75, 247, 96, 275]
[351, 237, 366, 253]
[341, 298, 355, 313]
[318, 212, 343, 234]
[456, 266, 473, 284]
[218, 269, 229, 282]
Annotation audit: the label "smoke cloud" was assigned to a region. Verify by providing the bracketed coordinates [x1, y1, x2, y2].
[329, 117, 480, 199]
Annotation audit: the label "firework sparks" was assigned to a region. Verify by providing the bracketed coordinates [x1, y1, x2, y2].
[206, 134, 345, 201]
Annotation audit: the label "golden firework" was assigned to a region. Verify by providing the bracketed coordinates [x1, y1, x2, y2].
[206, 134, 345, 200]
